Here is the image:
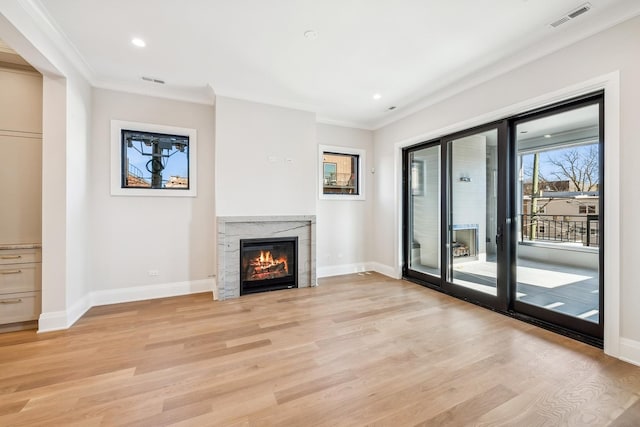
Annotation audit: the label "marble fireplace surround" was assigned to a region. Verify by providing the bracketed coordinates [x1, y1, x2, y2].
[217, 216, 316, 300]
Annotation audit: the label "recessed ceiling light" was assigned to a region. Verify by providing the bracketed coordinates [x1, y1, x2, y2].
[303, 30, 318, 40]
[131, 38, 146, 48]
[372, 93, 382, 100]
[544, 134, 552, 138]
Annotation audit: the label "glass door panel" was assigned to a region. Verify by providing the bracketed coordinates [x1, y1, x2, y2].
[407, 145, 441, 278]
[514, 100, 603, 337]
[447, 129, 499, 296]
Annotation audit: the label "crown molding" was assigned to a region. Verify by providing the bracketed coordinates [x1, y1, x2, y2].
[371, 3, 640, 130]
[93, 78, 216, 106]
[18, 0, 95, 82]
[315, 116, 373, 131]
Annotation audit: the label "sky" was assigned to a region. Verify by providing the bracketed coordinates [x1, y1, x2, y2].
[125, 137, 189, 185]
[520, 143, 599, 185]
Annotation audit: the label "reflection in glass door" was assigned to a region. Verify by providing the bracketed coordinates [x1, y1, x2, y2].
[513, 98, 603, 338]
[447, 129, 499, 297]
[406, 144, 441, 278]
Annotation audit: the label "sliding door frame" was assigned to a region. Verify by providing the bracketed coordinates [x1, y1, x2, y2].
[402, 90, 605, 346]
[440, 121, 510, 312]
[402, 139, 442, 287]
[508, 91, 604, 341]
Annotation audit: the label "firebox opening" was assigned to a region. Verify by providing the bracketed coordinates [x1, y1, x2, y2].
[452, 225, 479, 262]
[240, 237, 298, 295]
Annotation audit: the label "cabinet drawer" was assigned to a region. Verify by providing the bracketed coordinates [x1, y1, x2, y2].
[0, 292, 41, 323]
[0, 249, 41, 265]
[0, 263, 41, 293]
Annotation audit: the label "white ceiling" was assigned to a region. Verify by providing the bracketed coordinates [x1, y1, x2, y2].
[33, 0, 640, 129]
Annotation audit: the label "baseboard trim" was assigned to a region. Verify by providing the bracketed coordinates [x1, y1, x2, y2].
[39, 293, 92, 333]
[316, 262, 400, 280]
[38, 279, 214, 333]
[317, 263, 370, 278]
[38, 310, 71, 333]
[91, 279, 214, 307]
[619, 338, 640, 367]
[368, 262, 401, 279]
[66, 292, 92, 329]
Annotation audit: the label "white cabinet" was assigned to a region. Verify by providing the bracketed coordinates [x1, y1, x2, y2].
[0, 246, 41, 326]
[0, 63, 43, 331]
[0, 68, 43, 134]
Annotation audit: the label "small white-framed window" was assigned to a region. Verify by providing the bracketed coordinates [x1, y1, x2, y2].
[319, 145, 365, 200]
[110, 120, 197, 197]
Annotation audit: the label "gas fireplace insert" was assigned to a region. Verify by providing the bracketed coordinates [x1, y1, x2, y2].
[239, 237, 298, 295]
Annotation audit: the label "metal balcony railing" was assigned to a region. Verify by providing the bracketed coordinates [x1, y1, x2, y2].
[521, 214, 599, 247]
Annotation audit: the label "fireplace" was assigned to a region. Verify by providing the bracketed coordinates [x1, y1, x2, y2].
[217, 216, 315, 300]
[240, 237, 298, 295]
[452, 224, 478, 260]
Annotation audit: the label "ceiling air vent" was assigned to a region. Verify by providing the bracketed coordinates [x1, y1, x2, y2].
[568, 4, 591, 19]
[550, 16, 570, 28]
[549, 2, 592, 28]
[141, 76, 165, 84]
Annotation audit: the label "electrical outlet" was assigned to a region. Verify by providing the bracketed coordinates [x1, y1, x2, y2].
[148, 270, 159, 277]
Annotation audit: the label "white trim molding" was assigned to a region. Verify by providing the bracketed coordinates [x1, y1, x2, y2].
[38, 278, 214, 333]
[110, 120, 198, 197]
[317, 262, 370, 278]
[90, 279, 213, 307]
[619, 338, 640, 367]
[317, 262, 400, 280]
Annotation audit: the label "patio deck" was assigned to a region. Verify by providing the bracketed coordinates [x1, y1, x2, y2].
[412, 256, 599, 323]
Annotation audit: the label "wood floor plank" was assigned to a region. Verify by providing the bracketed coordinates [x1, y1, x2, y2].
[0, 274, 638, 426]
[0, 399, 28, 416]
[610, 398, 640, 427]
[274, 368, 358, 404]
[415, 384, 517, 426]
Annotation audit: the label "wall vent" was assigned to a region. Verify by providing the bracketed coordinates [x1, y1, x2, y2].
[550, 16, 570, 28]
[141, 76, 165, 84]
[549, 2, 592, 28]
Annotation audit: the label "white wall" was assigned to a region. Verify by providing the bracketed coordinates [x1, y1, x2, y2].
[215, 96, 316, 216]
[373, 16, 640, 358]
[65, 74, 92, 312]
[316, 123, 374, 276]
[89, 88, 215, 296]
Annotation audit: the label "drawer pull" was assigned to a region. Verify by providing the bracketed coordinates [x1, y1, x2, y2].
[0, 269, 22, 275]
[0, 299, 22, 304]
[1, 255, 22, 260]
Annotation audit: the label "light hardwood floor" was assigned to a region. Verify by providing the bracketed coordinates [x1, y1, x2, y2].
[0, 273, 639, 426]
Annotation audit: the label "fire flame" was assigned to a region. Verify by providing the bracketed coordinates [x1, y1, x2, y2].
[255, 251, 288, 272]
[259, 251, 272, 264]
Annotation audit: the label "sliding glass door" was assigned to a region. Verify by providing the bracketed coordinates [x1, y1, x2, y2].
[403, 92, 604, 343]
[443, 125, 507, 309]
[512, 96, 603, 339]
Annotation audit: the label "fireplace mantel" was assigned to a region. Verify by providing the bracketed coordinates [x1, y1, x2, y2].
[216, 215, 316, 300]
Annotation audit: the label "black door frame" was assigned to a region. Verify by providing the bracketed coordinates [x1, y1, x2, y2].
[508, 92, 604, 340]
[402, 91, 604, 346]
[440, 121, 509, 312]
[402, 140, 443, 287]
